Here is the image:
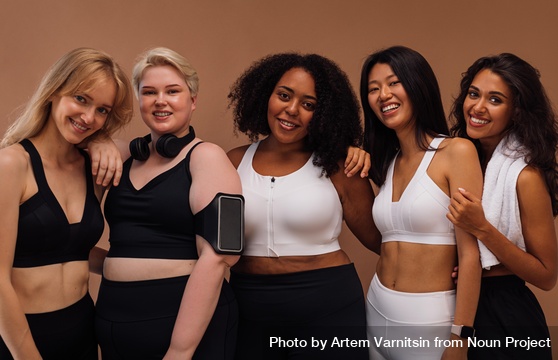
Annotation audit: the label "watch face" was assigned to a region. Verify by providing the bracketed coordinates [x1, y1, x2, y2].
[461, 326, 475, 339]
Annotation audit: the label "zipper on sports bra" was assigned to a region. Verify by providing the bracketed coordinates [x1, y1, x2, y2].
[267, 177, 276, 256]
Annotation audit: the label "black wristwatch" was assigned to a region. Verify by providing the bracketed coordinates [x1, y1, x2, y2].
[451, 324, 475, 339]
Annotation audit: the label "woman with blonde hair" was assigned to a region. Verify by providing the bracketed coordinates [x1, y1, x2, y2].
[0, 47, 133, 359]
[94, 47, 242, 360]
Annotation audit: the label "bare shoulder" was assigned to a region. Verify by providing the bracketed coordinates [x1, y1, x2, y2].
[191, 141, 227, 159]
[0, 144, 29, 175]
[439, 137, 477, 156]
[0, 144, 30, 196]
[226, 144, 251, 168]
[517, 165, 546, 190]
[189, 141, 237, 173]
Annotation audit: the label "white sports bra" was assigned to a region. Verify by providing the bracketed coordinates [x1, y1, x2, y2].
[372, 137, 455, 245]
[237, 142, 342, 257]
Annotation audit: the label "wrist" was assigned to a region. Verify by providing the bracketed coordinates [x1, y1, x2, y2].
[451, 324, 475, 339]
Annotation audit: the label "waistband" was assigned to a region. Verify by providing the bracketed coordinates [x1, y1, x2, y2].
[26, 293, 94, 326]
[231, 263, 357, 283]
[481, 274, 525, 288]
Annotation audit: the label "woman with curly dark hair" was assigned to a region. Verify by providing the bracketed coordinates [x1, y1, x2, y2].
[361, 46, 483, 359]
[448, 53, 557, 360]
[227, 53, 380, 359]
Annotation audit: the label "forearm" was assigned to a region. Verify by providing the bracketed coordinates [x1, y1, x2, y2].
[0, 287, 42, 359]
[453, 256, 481, 327]
[478, 224, 556, 290]
[166, 257, 229, 357]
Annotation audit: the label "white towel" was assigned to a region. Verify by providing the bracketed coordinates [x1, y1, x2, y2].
[478, 135, 528, 269]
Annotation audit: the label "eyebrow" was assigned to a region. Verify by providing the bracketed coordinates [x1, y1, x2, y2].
[469, 85, 509, 99]
[278, 85, 317, 101]
[82, 93, 113, 110]
[368, 74, 398, 86]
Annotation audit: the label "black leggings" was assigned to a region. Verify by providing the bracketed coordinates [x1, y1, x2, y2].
[95, 275, 238, 359]
[0, 293, 97, 360]
[469, 275, 552, 360]
[230, 263, 368, 360]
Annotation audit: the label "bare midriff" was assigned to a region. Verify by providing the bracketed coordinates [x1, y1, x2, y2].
[12, 261, 90, 313]
[232, 249, 351, 275]
[376, 242, 457, 293]
[103, 257, 197, 282]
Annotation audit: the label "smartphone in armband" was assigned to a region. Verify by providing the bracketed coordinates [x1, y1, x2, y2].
[195, 193, 244, 255]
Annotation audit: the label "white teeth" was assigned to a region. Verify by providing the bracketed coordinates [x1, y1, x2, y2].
[70, 119, 87, 131]
[280, 120, 295, 127]
[471, 116, 489, 125]
[154, 112, 172, 116]
[381, 104, 399, 113]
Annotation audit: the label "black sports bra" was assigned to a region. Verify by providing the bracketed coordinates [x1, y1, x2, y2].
[104, 142, 202, 260]
[13, 139, 105, 268]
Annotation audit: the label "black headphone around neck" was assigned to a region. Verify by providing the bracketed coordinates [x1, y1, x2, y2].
[129, 126, 196, 161]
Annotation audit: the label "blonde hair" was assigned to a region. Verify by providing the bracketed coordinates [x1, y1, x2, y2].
[1, 48, 133, 148]
[132, 47, 199, 98]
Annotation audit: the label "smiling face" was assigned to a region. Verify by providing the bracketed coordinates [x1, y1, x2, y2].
[49, 78, 116, 144]
[463, 68, 514, 148]
[139, 65, 196, 137]
[266, 67, 317, 146]
[367, 63, 414, 133]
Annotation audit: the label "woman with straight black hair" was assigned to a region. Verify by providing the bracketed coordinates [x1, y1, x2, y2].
[361, 46, 483, 359]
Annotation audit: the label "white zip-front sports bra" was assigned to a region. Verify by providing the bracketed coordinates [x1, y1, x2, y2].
[372, 137, 455, 245]
[237, 142, 342, 257]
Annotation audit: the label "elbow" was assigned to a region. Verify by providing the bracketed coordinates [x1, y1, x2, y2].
[529, 270, 557, 291]
[538, 275, 557, 292]
[223, 254, 241, 268]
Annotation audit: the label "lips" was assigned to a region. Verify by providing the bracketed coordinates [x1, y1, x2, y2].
[279, 119, 296, 128]
[70, 118, 88, 132]
[470, 115, 489, 125]
[154, 111, 172, 117]
[381, 103, 400, 113]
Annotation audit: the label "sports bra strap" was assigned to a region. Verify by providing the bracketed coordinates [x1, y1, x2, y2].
[185, 141, 204, 182]
[20, 139, 49, 193]
[415, 137, 445, 174]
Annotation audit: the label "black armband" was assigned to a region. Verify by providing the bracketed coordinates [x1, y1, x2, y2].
[195, 193, 245, 255]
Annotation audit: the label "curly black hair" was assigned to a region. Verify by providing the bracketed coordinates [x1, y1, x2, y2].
[359, 46, 449, 187]
[449, 53, 558, 216]
[227, 53, 363, 177]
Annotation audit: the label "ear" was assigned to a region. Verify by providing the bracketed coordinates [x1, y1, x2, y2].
[191, 95, 197, 111]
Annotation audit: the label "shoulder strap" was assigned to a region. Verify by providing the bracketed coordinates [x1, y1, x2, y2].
[20, 139, 49, 191]
[185, 141, 205, 182]
[416, 137, 445, 173]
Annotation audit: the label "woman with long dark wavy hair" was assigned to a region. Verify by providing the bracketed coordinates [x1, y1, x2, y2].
[448, 53, 557, 360]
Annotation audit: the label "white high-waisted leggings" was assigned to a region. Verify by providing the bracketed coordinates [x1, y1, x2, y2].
[366, 274, 456, 360]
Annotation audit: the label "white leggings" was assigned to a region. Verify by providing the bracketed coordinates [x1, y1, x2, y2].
[366, 274, 455, 360]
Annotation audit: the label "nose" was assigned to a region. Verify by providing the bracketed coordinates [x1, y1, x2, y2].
[472, 98, 486, 114]
[285, 100, 299, 116]
[81, 106, 96, 124]
[379, 85, 392, 101]
[155, 93, 167, 106]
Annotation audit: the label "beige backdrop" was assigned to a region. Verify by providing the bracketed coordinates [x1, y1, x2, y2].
[2, 0, 557, 356]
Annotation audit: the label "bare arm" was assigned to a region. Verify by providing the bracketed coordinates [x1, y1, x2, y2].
[449, 167, 557, 290]
[331, 163, 381, 255]
[443, 139, 483, 360]
[163, 142, 242, 359]
[86, 137, 130, 187]
[0, 148, 42, 360]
